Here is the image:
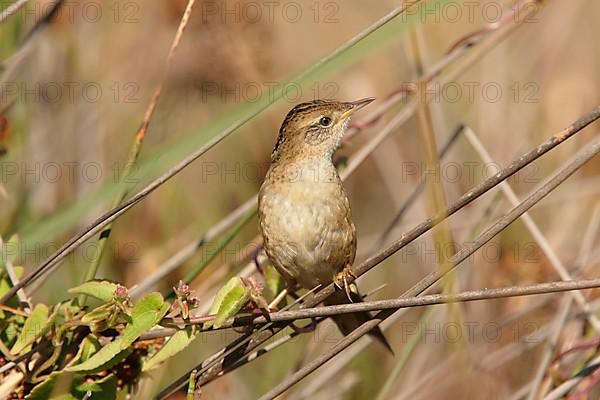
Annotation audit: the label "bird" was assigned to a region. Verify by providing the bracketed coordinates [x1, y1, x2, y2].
[258, 97, 392, 353]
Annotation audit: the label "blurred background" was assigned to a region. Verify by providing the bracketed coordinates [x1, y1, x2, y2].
[1, 0, 600, 398]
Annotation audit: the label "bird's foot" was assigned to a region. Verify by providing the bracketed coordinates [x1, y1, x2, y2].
[267, 287, 289, 312]
[333, 265, 357, 302]
[267, 282, 300, 311]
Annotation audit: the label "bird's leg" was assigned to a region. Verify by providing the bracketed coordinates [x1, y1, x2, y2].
[268, 287, 288, 311]
[333, 264, 357, 302]
[268, 282, 296, 311]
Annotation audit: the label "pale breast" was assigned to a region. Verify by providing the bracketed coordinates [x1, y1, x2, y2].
[258, 164, 356, 289]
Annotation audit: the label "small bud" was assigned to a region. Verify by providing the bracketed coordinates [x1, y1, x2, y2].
[114, 284, 129, 300]
[174, 280, 191, 299]
[178, 280, 190, 294]
[188, 295, 200, 308]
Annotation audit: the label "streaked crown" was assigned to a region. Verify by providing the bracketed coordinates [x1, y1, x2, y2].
[270, 98, 374, 162]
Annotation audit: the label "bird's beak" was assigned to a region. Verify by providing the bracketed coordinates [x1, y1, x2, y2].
[339, 97, 375, 122]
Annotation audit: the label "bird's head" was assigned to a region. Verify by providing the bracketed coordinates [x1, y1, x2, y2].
[270, 97, 375, 162]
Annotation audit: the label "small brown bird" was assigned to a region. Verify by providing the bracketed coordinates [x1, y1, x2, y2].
[258, 98, 392, 353]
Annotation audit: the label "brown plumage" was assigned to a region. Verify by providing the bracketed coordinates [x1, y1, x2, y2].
[258, 98, 392, 353]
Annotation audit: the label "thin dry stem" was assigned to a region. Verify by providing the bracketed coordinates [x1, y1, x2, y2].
[0, 0, 28, 23]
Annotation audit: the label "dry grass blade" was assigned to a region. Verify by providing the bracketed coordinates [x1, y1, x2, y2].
[378, 124, 464, 246]
[538, 207, 600, 398]
[527, 297, 573, 400]
[0, 0, 28, 23]
[527, 207, 600, 399]
[463, 126, 600, 330]
[130, 196, 256, 298]
[0, 0, 64, 117]
[80, 0, 198, 288]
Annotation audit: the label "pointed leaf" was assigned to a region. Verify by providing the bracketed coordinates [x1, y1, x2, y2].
[67, 292, 169, 373]
[25, 371, 81, 400]
[25, 372, 117, 400]
[75, 373, 118, 399]
[81, 303, 113, 325]
[205, 277, 251, 329]
[65, 336, 102, 367]
[142, 327, 198, 371]
[11, 303, 49, 354]
[68, 280, 119, 303]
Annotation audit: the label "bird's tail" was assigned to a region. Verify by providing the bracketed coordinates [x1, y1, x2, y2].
[324, 284, 393, 354]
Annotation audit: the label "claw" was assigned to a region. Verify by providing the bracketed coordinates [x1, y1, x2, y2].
[333, 265, 357, 303]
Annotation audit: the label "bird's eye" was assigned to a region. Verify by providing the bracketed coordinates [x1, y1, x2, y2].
[319, 116, 332, 126]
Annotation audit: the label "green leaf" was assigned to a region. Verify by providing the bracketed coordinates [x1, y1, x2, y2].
[7, 266, 24, 278]
[68, 280, 119, 303]
[0, 266, 23, 318]
[2, 314, 22, 348]
[75, 373, 118, 399]
[0, 234, 20, 270]
[0, 279, 9, 319]
[63, 336, 102, 368]
[26, 371, 81, 400]
[205, 277, 251, 329]
[143, 327, 198, 372]
[26, 372, 117, 400]
[80, 336, 102, 362]
[122, 292, 170, 343]
[67, 293, 169, 373]
[0, 276, 10, 298]
[11, 303, 49, 354]
[81, 303, 113, 325]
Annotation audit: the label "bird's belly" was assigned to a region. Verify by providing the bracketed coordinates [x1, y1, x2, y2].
[259, 185, 356, 289]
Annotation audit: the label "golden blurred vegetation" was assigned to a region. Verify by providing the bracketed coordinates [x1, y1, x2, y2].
[1, 0, 600, 398]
